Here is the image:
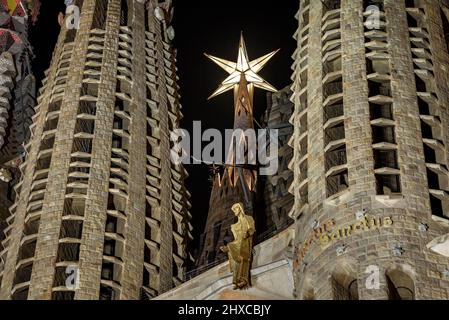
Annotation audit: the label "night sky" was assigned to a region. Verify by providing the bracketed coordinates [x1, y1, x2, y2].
[30, 0, 298, 250]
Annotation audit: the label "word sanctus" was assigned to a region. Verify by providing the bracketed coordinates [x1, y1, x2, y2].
[320, 216, 393, 246]
[296, 216, 393, 266]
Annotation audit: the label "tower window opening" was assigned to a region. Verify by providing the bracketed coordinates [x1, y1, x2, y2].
[40, 136, 55, 151]
[405, 0, 418, 9]
[115, 98, 130, 116]
[326, 170, 348, 197]
[107, 193, 126, 212]
[48, 101, 62, 113]
[103, 239, 117, 257]
[78, 101, 97, 116]
[325, 124, 345, 146]
[430, 194, 444, 218]
[386, 269, 415, 300]
[11, 288, 28, 300]
[120, 0, 130, 26]
[372, 126, 395, 144]
[144, 4, 149, 31]
[417, 97, 430, 115]
[441, 9, 449, 53]
[376, 174, 401, 195]
[370, 103, 393, 120]
[323, 81, 343, 99]
[59, 220, 83, 239]
[374, 150, 398, 169]
[72, 138, 93, 154]
[36, 154, 52, 171]
[331, 272, 359, 300]
[65, 30, 76, 44]
[17, 240, 37, 261]
[325, 147, 347, 172]
[300, 160, 308, 182]
[368, 81, 391, 97]
[43, 118, 59, 132]
[75, 119, 95, 135]
[420, 121, 434, 140]
[364, 0, 384, 12]
[56, 243, 81, 262]
[52, 291, 75, 300]
[63, 198, 86, 217]
[99, 285, 117, 300]
[81, 83, 99, 97]
[13, 264, 33, 286]
[144, 222, 153, 242]
[414, 75, 428, 92]
[324, 104, 344, 123]
[23, 220, 40, 237]
[423, 144, 437, 164]
[322, 0, 341, 13]
[323, 57, 342, 75]
[53, 266, 75, 288]
[407, 13, 418, 27]
[426, 168, 440, 190]
[101, 261, 122, 284]
[92, 0, 108, 30]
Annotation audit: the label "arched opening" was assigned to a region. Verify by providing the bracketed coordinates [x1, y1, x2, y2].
[386, 269, 415, 300]
[331, 262, 359, 300]
[331, 275, 359, 300]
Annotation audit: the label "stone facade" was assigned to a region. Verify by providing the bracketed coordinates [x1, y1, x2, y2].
[261, 87, 294, 232]
[290, 0, 449, 299]
[0, 0, 192, 300]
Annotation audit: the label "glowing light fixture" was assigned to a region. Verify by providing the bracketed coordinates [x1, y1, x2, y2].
[205, 33, 279, 100]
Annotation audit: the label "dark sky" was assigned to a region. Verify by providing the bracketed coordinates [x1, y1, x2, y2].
[30, 0, 298, 248]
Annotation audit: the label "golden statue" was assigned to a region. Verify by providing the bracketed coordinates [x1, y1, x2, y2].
[220, 202, 256, 290]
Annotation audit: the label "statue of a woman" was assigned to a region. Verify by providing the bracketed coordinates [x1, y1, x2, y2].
[220, 202, 255, 290]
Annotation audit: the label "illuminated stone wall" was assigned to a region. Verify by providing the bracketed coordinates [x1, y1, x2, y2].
[290, 0, 449, 300]
[0, 0, 192, 300]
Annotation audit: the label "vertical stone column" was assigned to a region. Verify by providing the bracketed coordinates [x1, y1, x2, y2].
[74, 0, 121, 300]
[119, 0, 147, 299]
[27, 0, 98, 300]
[342, 0, 376, 196]
[148, 0, 173, 293]
[385, 0, 430, 214]
[424, 0, 449, 163]
[306, 0, 326, 217]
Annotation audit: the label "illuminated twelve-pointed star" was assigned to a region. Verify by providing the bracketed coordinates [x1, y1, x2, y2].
[205, 34, 279, 100]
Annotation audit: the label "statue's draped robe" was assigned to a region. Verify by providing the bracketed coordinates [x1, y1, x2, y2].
[227, 214, 255, 289]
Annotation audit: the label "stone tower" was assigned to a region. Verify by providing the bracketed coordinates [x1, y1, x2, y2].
[262, 86, 294, 233]
[0, 0, 192, 300]
[290, 0, 449, 299]
[0, 0, 39, 294]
